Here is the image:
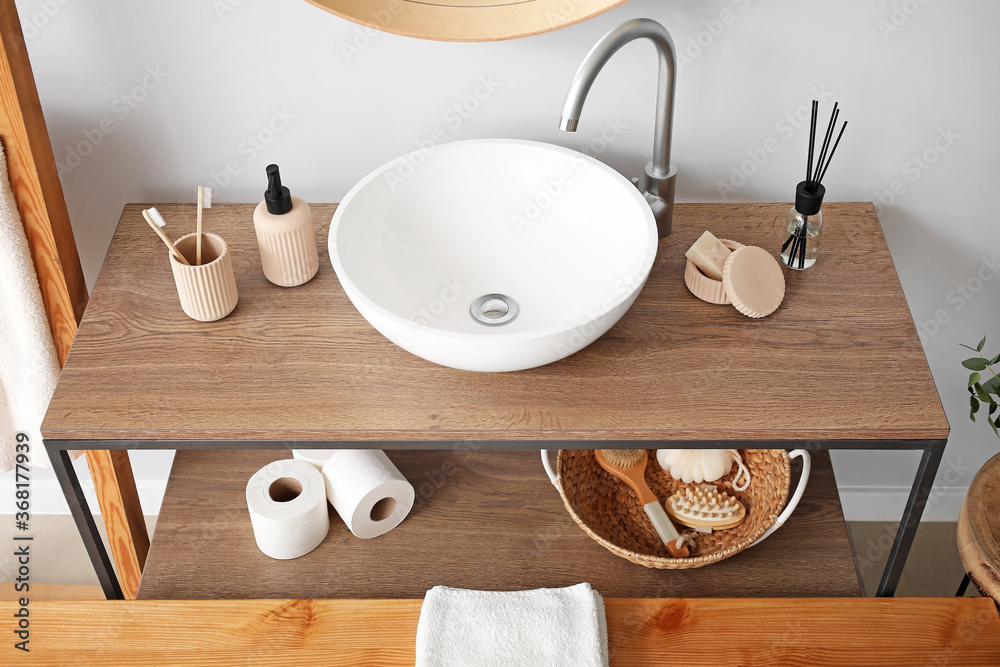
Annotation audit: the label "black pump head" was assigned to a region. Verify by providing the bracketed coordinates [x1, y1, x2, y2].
[264, 164, 293, 215]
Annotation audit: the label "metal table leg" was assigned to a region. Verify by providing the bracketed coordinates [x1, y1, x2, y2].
[876, 442, 946, 597]
[46, 442, 123, 599]
[956, 573, 971, 597]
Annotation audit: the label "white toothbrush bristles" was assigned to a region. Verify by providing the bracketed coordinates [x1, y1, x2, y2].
[201, 186, 212, 209]
[146, 207, 167, 229]
[142, 207, 189, 265]
[146, 207, 167, 227]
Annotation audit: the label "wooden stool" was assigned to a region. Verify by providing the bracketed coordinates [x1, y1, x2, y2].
[957, 452, 1000, 602]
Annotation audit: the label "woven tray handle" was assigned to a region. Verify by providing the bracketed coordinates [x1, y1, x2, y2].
[748, 449, 811, 547]
[541, 449, 558, 487]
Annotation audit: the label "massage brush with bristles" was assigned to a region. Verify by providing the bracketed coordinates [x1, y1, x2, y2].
[666, 484, 747, 531]
[594, 449, 690, 558]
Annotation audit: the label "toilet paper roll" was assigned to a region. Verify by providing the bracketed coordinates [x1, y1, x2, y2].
[321, 450, 415, 539]
[245, 459, 330, 560]
[292, 449, 341, 470]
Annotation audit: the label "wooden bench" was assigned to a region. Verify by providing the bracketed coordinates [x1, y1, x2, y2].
[6, 598, 1000, 665]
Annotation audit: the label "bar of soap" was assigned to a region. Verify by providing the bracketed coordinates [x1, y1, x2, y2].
[685, 230, 732, 281]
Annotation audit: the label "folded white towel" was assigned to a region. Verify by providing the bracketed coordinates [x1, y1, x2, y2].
[415, 583, 608, 667]
[0, 141, 62, 472]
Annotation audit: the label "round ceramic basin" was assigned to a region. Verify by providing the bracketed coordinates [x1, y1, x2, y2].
[328, 138, 657, 372]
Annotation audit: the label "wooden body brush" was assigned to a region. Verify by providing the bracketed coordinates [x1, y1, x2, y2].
[595, 449, 690, 558]
[666, 484, 746, 531]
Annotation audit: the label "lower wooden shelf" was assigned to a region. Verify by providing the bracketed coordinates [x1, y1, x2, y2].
[139, 449, 859, 599]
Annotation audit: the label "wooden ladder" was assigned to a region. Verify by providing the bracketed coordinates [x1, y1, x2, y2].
[0, 0, 147, 599]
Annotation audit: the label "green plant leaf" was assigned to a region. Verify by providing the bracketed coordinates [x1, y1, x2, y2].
[960, 343, 979, 351]
[990, 352, 1000, 365]
[970, 372, 982, 387]
[975, 383, 991, 402]
[978, 336, 987, 352]
[971, 396, 980, 421]
[990, 400, 997, 416]
[984, 376, 1000, 394]
[991, 417, 999, 437]
[963, 357, 990, 371]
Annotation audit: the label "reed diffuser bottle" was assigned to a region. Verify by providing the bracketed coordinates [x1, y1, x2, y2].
[781, 101, 847, 270]
[781, 182, 824, 270]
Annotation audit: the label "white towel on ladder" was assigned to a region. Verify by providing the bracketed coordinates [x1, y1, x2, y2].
[0, 141, 63, 472]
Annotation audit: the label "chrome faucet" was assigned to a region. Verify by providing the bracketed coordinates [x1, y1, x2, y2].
[559, 18, 678, 238]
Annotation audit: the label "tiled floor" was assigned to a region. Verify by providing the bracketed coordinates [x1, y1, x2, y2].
[0, 514, 983, 598]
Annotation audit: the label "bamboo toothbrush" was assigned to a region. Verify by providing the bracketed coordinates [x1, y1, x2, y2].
[142, 207, 189, 265]
[594, 449, 690, 558]
[195, 186, 212, 265]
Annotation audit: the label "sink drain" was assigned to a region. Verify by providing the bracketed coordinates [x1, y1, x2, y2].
[471, 293, 519, 326]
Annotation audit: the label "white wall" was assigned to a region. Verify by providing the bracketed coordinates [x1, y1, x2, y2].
[7, 0, 999, 520]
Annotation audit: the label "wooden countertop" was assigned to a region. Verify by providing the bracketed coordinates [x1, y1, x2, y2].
[138, 449, 859, 599]
[42, 202, 948, 443]
[7, 598, 999, 665]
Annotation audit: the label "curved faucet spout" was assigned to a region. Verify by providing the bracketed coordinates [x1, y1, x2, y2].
[559, 18, 678, 237]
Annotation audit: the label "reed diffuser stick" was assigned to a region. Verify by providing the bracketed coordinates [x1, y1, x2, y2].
[806, 100, 817, 184]
[815, 122, 848, 186]
[811, 103, 839, 191]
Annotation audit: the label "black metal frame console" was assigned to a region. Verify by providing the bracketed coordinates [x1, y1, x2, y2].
[47, 437, 945, 600]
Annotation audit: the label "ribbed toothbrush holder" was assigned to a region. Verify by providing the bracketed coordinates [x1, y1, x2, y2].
[168, 232, 239, 322]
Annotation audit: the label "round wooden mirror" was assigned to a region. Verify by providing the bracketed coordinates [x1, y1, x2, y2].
[303, 0, 629, 42]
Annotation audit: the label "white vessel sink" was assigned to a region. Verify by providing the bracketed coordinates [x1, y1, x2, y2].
[328, 138, 658, 372]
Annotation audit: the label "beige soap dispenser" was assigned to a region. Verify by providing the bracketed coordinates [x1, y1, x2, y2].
[253, 164, 319, 287]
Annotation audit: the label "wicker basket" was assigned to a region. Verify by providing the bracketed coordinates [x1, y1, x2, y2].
[544, 449, 808, 569]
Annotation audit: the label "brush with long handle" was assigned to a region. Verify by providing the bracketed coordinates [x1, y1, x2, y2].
[195, 186, 212, 265]
[595, 449, 690, 558]
[142, 208, 189, 265]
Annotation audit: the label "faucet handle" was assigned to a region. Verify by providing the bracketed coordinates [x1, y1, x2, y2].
[631, 176, 640, 190]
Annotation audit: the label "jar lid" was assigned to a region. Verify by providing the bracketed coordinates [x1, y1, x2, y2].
[795, 181, 825, 216]
[721, 246, 786, 318]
